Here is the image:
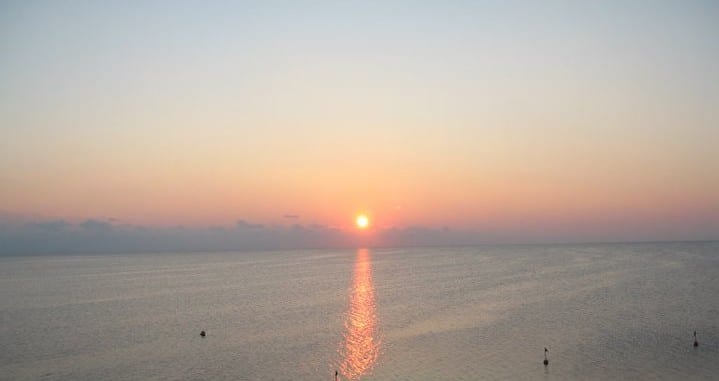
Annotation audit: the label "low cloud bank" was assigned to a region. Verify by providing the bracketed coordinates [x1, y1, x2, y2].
[1, 212, 716, 255]
[0, 218, 484, 255]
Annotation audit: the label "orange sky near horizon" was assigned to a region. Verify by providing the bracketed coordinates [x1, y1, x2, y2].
[1, 1, 717, 240]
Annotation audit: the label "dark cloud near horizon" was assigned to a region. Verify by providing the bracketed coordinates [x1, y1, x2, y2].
[0, 218, 486, 255]
[0, 216, 716, 256]
[80, 219, 113, 232]
[236, 220, 264, 230]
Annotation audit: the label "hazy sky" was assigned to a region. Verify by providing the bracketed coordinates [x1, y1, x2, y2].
[1, 1, 717, 247]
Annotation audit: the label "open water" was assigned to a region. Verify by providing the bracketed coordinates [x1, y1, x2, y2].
[1, 242, 718, 380]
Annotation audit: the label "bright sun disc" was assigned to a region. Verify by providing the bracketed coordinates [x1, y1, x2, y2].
[355, 215, 369, 229]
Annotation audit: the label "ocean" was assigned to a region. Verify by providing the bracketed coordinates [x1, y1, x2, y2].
[1, 242, 717, 380]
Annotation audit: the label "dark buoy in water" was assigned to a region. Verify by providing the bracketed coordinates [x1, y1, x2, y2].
[200, 330, 206, 337]
[543, 347, 549, 366]
[335, 370, 339, 381]
[694, 331, 698, 347]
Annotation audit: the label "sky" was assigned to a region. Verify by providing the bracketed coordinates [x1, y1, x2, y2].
[1, 1, 718, 252]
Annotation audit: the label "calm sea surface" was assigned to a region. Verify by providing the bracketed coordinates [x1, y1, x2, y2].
[1, 242, 718, 380]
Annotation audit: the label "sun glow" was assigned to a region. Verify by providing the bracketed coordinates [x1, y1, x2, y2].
[339, 249, 380, 379]
[355, 214, 370, 229]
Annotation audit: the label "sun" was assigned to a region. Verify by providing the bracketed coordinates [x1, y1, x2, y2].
[355, 214, 370, 229]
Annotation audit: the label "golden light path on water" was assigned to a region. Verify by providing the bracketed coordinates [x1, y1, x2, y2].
[338, 249, 381, 380]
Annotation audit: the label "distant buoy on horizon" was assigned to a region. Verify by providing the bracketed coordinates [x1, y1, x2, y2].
[200, 330, 206, 337]
[543, 347, 549, 366]
[694, 331, 698, 347]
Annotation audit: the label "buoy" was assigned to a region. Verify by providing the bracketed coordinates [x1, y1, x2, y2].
[335, 370, 339, 381]
[543, 347, 549, 366]
[694, 331, 698, 347]
[200, 330, 206, 337]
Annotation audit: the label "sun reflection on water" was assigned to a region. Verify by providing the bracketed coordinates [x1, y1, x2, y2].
[338, 249, 381, 380]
